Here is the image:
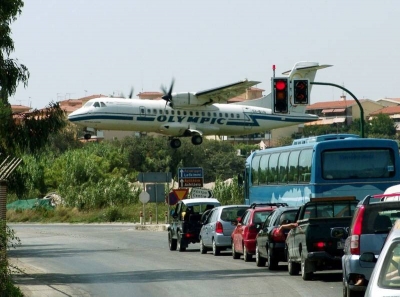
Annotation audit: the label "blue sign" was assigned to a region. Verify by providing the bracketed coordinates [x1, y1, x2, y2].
[178, 167, 203, 179]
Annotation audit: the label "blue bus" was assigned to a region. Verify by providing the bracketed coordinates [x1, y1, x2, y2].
[244, 134, 400, 206]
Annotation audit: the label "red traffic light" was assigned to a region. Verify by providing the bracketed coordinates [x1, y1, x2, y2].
[275, 80, 287, 91]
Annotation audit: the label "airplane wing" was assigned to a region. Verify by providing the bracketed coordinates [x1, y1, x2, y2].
[195, 80, 260, 104]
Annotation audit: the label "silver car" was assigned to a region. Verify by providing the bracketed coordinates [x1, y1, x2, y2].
[199, 205, 249, 256]
[365, 219, 400, 296]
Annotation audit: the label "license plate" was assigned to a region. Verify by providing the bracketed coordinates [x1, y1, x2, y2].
[337, 241, 344, 249]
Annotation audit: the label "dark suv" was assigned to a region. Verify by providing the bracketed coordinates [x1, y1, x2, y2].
[342, 195, 400, 296]
[168, 198, 221, 252]
[255, 206, 299, 269]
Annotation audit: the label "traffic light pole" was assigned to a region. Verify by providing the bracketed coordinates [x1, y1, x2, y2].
[310, 82, 364, 138]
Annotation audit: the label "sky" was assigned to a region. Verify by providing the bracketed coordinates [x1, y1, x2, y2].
[9, 0, 400, 109]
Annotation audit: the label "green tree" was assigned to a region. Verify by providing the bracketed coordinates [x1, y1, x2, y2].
[368, 113, 396, 138]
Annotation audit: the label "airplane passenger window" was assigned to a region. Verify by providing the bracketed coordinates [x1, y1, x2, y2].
[236, 114, 240, 119]
[225, 113, 228, 117]
[213, 112, 217, 117]
[159, 110, 163, 114]
[93, 102, 100, 107]
[207, 112, 211, 117]
[177, 111, 181, 115]
[190, 111, 193, 116]
[171, 111, 175, 115]
[202, 112, 205, 116]
[147, 109, 151, 113]
[219, 113, 222, 117]
[140, 108, 145, 114]
[184, 111, 187, 115]
[231, 113, 234, 118]
[166, 110, 169, 115]
[153, 109, 157, 114]
[196, 112, 199, 116]
[100, 102, 106, 107]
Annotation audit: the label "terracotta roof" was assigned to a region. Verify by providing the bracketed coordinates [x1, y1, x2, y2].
[11, 105, 31, 113]
[369, 105, 400, 115]
[306, 99, 367, 110]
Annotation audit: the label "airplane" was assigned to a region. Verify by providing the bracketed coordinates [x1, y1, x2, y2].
[68, 61, 331, 148]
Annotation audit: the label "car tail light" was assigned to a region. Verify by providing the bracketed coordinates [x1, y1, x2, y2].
[350, 206, 365, 255]
[216, 221, 223, 234]
[271, 228, 286, 242]
[185, 233, 195, 239]
[313, 241, 326, 250]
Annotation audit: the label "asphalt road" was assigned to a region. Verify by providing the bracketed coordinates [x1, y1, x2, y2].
[8, 224, 344, 297]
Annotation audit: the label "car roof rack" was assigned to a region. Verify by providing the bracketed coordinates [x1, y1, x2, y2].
[250, 203, 288, 209]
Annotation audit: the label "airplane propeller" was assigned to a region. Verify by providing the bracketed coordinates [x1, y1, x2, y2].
[128, 87, 134, 99]
[161, 79, 175, 104]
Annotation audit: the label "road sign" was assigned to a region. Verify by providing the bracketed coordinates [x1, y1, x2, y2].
[168, 192, 179, 205]
[178, 167, 203, 178]
[179, 178, 203, 188]
[139, 191, 150, 204]
[137, 172, 172, 183]
[178, 167, 203, 188]
[172, 188, 189, 200]
[191, 188, 213, 198]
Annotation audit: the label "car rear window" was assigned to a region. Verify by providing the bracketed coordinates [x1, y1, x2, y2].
[362, 204, 400, 234]
[220, 207, 248, 222]
[254, 210, 273, 224]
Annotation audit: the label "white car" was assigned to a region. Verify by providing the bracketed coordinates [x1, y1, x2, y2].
[365, 219, 400, 296]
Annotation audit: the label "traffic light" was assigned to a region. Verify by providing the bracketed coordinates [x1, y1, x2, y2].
[293, 79, 309, 104]
[272, 78, 289, 113]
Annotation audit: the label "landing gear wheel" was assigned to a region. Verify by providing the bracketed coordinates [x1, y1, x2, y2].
[168, 232, 177, 251]
[191, 135, 203, 145]
[177, 231, 186, 252]
[243, 245, 252, 262]
[200, 238, 207, 254]
[267, 248, 278, 270]
[232, 242, 240, 259]
[170, 138, 181, 149]
[255, 244, 266, 267]
[84, 133, 92, 140]
[212, 239, 220, 256]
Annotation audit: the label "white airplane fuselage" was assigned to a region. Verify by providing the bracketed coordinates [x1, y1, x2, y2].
[68, 97, 318, 137]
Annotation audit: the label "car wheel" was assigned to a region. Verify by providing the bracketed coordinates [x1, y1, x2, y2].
[200, 238, 207, 254]
[177, 231, 186, 252]
[212, 239, 220, 256]
[267, 247, 278, 270]
[243, 245, 252, 262]
[301, 256, 313, 280]
[342, 279, 347, 297]
[168, 232, 177, 251]
[287, 250, 300, 275]
[255, 244, 266, 267]
[232, 241, 240, 259]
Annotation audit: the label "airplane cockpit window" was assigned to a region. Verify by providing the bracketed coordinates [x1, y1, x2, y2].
[83, 102, 93, 108]
[100, 102, 106, 107]
[93, 102, 100, 108]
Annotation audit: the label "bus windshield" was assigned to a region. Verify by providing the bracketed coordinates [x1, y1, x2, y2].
[322, 149, 395, 180]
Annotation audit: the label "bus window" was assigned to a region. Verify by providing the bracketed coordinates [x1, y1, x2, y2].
[259, 154, 270, 185]
[278, 152, 289, 183]
[322, 149, 395, 180]
[251, 155, 261, 185]
[288, 150, 300, 183]
[298, 149, 312, 183]
[269, 153, 279, 184]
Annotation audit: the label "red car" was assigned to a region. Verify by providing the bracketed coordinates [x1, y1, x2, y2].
[231, 203, 287, 261]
